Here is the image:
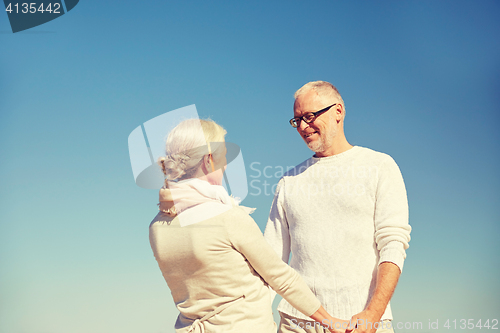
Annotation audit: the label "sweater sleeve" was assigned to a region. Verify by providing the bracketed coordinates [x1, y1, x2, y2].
[374, 156, 412, 271]
[227, 208, 321, 318]
[263, 178, 291, 263]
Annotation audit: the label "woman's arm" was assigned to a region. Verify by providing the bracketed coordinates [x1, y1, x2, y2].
[227, 209, 347, 331]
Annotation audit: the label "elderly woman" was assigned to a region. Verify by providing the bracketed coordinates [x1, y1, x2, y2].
[149, 119, 346, 333]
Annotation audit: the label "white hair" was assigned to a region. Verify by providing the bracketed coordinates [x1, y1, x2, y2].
[157, 119, 226, 181]
[294, 81, 345, 106]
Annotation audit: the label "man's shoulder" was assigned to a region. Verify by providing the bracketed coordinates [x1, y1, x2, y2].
[355, 146, 396, 164]
[281, 158, 313, 178]
[355, 146, 404, 181]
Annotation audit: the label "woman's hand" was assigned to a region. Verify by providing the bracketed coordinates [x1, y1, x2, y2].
[326, 319, 350, 333]
[310, 306, 350, 333]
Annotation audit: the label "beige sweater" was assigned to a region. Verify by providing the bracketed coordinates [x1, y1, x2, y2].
[149, 205, 321, 333]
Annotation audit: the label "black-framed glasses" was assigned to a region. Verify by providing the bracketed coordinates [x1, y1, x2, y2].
[289, 104, 337, 128]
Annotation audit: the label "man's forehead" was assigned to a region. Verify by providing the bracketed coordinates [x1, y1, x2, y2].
[294, 91, 326, 114]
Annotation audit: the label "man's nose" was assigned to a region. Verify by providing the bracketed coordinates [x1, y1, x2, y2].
[298, 118, 310, 131]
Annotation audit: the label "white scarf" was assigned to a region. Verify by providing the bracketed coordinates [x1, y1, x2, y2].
[159, 178, 254, 227]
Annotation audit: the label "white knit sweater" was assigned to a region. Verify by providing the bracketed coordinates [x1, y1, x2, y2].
[264, 146, 411, 321]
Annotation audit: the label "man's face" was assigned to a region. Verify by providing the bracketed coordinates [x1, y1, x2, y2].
[294, 90, 338, 156]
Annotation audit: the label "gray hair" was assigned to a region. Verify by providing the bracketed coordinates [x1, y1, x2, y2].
[157, 119, 226, 181]
[294, 81, 345, 106]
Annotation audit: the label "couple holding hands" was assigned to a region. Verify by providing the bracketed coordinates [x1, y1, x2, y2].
[149, 81, 411, 333]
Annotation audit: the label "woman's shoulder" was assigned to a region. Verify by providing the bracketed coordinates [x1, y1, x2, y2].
[149, 211, 175, 227]
[217, 207, 263, 240]
[218, 206, 257, 225]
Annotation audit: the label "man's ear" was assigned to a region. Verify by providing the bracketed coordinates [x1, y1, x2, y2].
[335, 103, 345, 122]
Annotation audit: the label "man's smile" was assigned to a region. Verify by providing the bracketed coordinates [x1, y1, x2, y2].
[303, 131, 319, 140]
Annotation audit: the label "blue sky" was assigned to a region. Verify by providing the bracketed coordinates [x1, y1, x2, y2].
[1, 1, 499, 332]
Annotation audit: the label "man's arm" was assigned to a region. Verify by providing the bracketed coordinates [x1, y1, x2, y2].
[349, 156, 411, 333]
[347, 262, 400, 333]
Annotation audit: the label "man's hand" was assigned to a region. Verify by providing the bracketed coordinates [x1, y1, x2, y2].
[346, 309, 381, 333]
[346, 262, 401, 333]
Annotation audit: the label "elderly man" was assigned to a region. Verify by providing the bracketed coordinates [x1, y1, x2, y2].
[264, 81, 411, 333]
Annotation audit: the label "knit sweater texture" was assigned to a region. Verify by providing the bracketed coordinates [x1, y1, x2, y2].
[264, 146, 411, 321]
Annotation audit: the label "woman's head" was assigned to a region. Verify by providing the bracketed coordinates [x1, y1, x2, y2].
[157, 119, 227, 183]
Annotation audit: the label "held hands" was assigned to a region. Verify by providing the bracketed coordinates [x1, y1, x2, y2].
[324, 319, 351, 333]
[311, 305, 385, 333]
[310, 306, 351, 333]
[346, 309, 382, 333]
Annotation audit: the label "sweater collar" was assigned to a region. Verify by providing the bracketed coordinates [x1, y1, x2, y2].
[311, 145, 359, 163]
[158, 178, 255, 226]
